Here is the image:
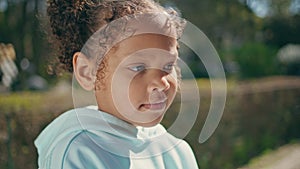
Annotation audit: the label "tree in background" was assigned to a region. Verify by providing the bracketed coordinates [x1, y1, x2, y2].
[263, 14, 300, 47]
[161, 0, 299, 78]
[0, 0, 50, 90]
[164, 0, 262, 49]
[161, 0, 264, 78]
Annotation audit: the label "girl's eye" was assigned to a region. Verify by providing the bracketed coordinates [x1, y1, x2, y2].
[163, 63, 175, 72]
[129, 65, 146, 72]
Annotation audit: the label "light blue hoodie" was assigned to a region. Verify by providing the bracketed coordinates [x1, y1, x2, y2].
[35, 106, 198, 169]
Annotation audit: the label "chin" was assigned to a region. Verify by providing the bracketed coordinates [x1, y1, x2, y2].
[133, 114, 164, 127]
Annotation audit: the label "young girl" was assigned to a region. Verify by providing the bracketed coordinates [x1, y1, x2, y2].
[35, 0, 198, 168]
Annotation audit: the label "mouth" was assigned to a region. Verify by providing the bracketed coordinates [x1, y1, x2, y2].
[139, 100, 167, 111]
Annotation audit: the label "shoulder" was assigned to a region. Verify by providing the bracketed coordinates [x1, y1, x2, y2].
[176, 140, 196, 157]
[35, 107, 105, 169]
[161, 134, 199, 168]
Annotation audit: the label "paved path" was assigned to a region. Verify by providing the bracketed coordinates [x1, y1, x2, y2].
[239, 143, 300, 169]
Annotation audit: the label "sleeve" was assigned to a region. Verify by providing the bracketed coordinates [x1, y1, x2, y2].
[62, 132, 108, 169]
[62, 131, 129, 169]
[63, 144, 107, 169]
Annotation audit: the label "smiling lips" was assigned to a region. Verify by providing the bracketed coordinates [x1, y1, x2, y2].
[141, 100, 167, 111]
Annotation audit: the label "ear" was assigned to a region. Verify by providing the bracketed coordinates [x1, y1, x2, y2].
[73, 52, 95, 91]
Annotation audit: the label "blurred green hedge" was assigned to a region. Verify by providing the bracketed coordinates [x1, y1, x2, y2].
[0, 87, 73, 169]
[233, 42, 279, 78]
[0, 77, 300, 169]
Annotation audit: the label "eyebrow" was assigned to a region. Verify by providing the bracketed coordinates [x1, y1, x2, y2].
[129, 53, 177, 64]
[132, 50, 178, 58]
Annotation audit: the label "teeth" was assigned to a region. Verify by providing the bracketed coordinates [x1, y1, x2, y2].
[150, 99, 167, 104]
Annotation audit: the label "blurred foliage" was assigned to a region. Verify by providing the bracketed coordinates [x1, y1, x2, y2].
[0, 92, 43, 113]
[263, 15, 300, 47]
[162, 0, 300, 79]
[181, 77, 300, 169]
[1, 77, 300, 169]
[281, 62, 300, 76]
[233, 42, 279, 78]
[0, 0, 53, 90]
[165, 0, 263, 48]
[0, 85, 73, 169]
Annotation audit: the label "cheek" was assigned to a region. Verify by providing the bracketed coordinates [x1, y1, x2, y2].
[167, 74, 178, 96]
[111, 69, 139, 111]
[128, 75, 146, 104]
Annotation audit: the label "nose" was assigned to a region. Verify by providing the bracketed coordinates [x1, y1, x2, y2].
[147, 69, 171, 92]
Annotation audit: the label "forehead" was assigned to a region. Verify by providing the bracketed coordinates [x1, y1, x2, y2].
[114, 34, 178, 58]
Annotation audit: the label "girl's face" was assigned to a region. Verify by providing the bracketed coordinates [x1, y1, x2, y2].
[95, 34, 178, 127]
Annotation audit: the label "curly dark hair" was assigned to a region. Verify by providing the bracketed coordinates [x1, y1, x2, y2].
[46, 0, 184, 74]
